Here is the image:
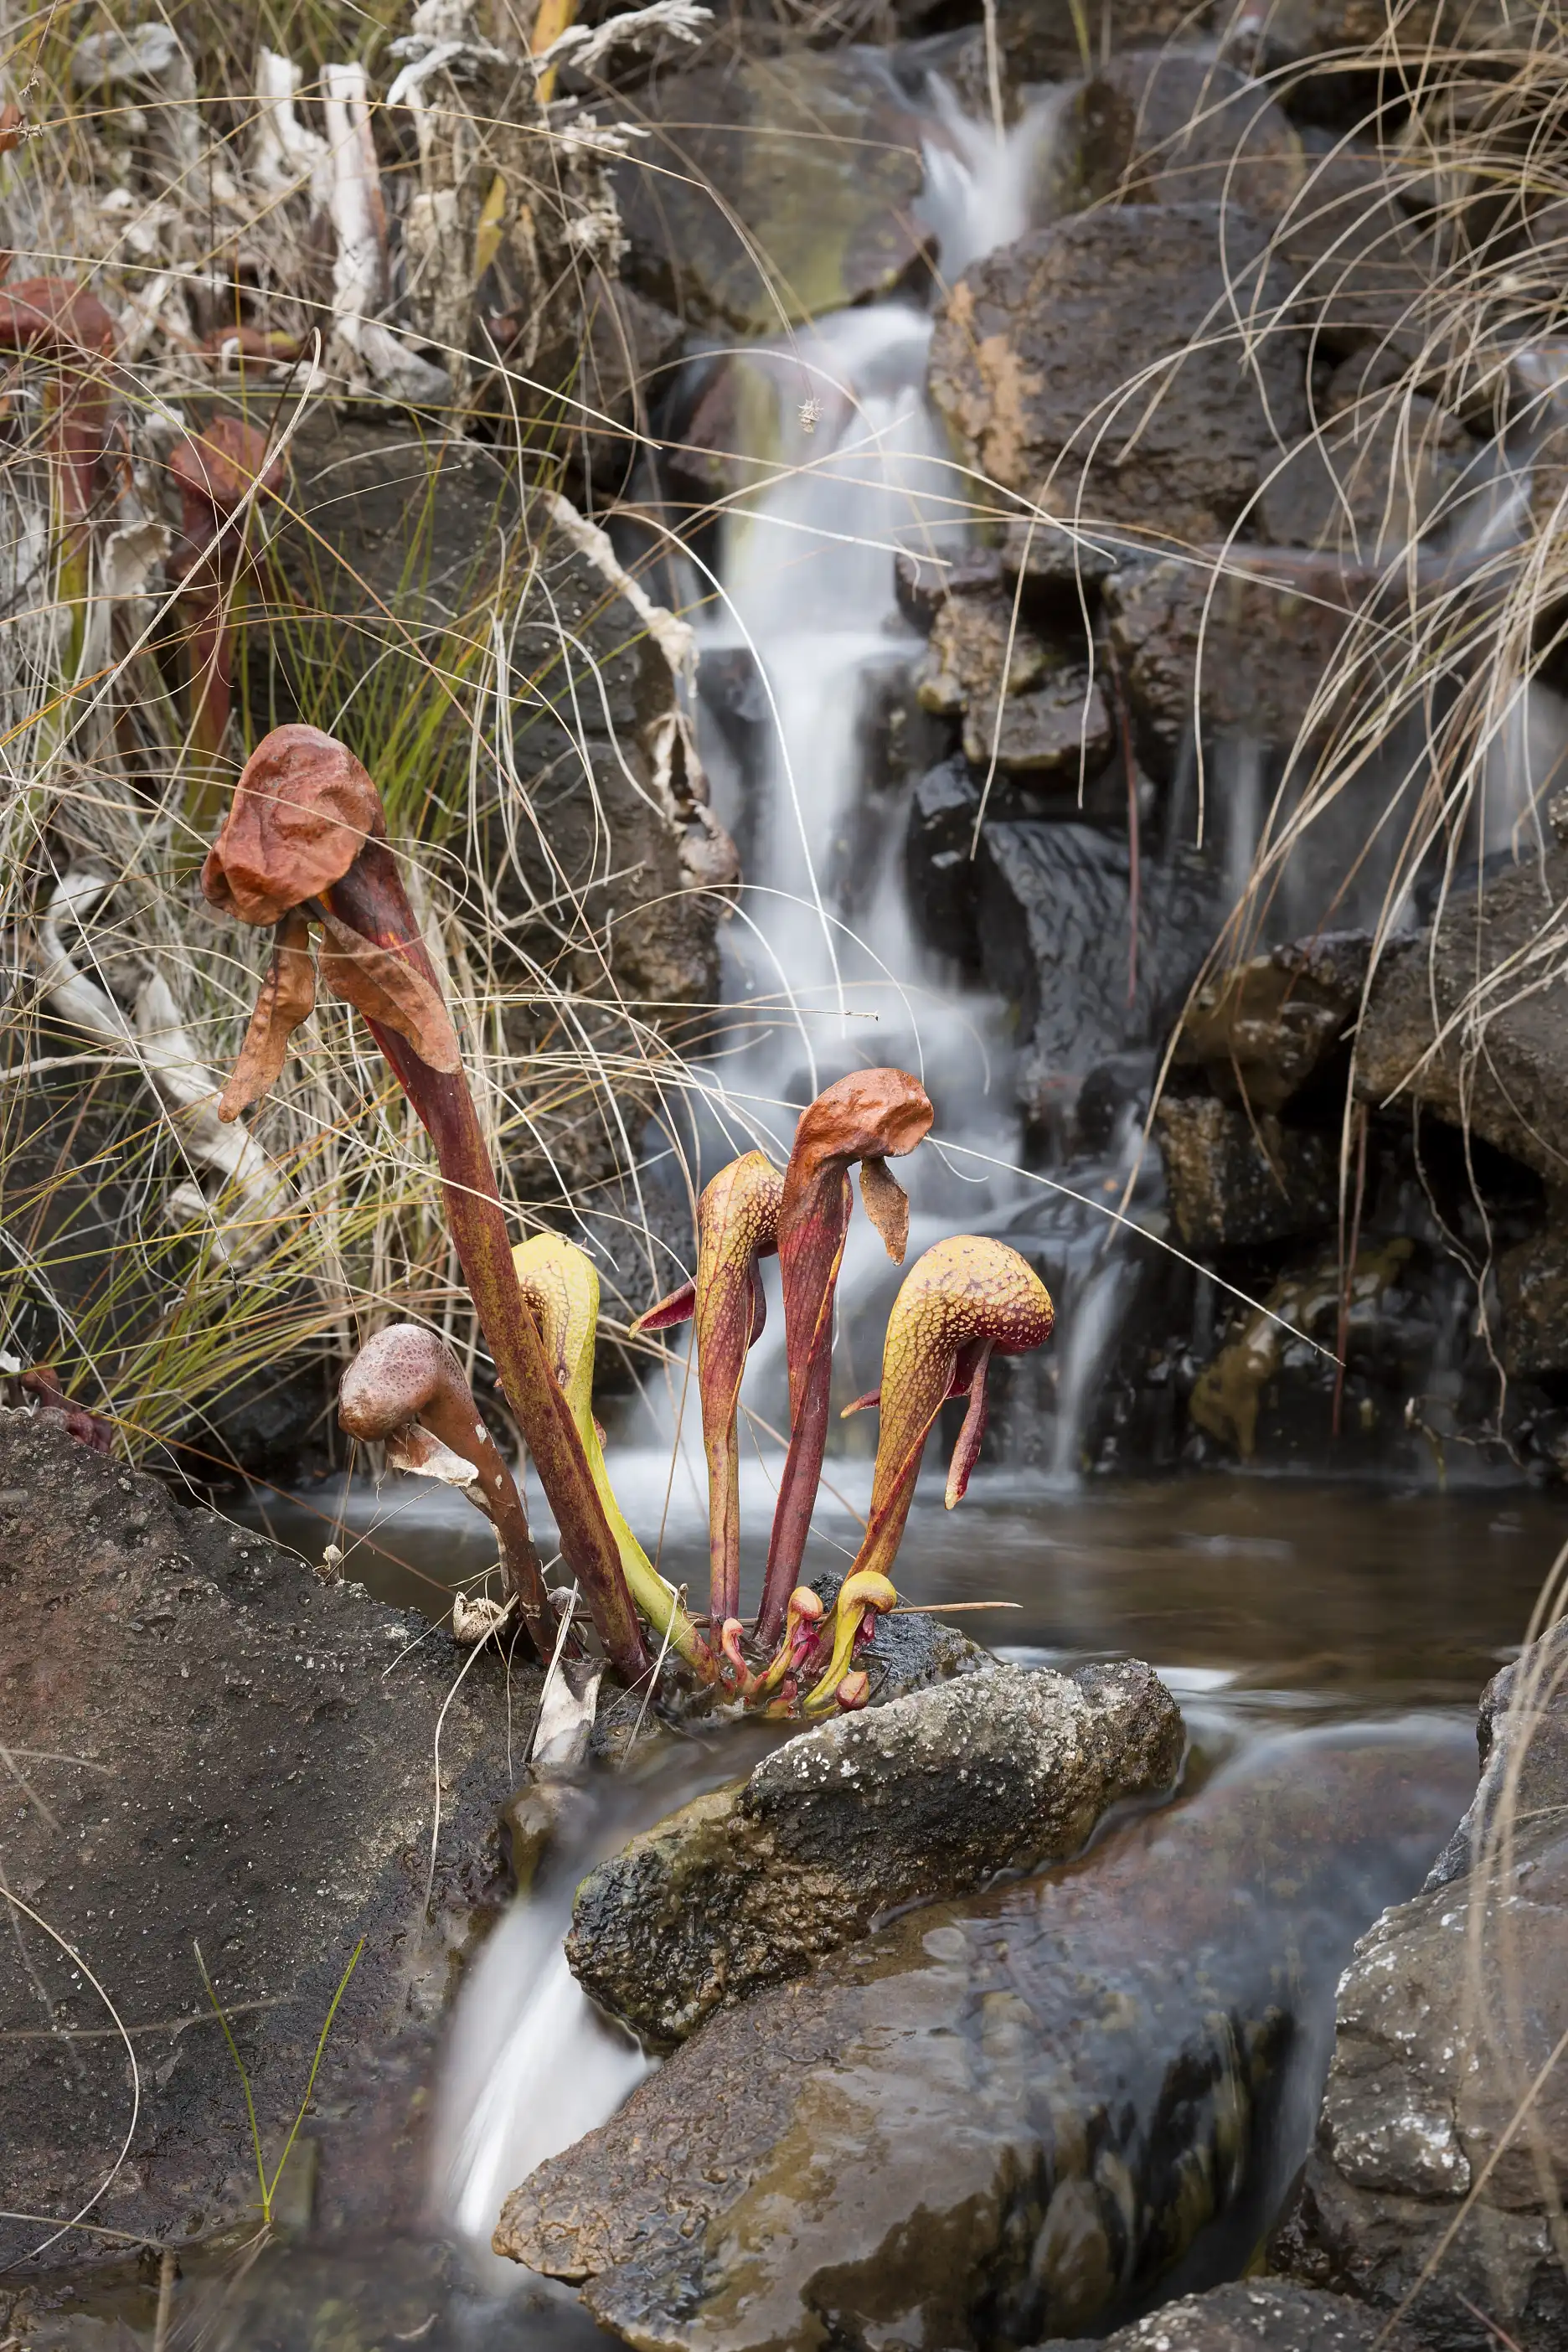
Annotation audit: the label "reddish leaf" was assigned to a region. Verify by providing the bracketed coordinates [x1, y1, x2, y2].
[217, 908, 316, 1122]
[318, 911, 462, 1073]
[202, 724, 384, 926]
[859, 1155, 910, 1263]
[630, 1278, 697, 1334]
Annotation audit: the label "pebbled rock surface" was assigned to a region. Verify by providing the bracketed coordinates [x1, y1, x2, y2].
[499, 1720, 1478, 2352]
[0, 1409, 538, 2272]
[1276, 1623, 1568, 2350]
[566, 1660, 1183, 2045]
[1047, 2279, 1428, 2352]
[929, 206, 1308, 547]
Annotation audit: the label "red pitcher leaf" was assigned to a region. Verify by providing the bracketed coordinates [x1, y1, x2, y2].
[202, 725, 384, 925]
[682, 1151, 785, 1627]
[758, 1070, 932, 1643]
[946, 1338, 995, 1508]
[217, 908, 316, 1122]
[629, 1278, 697, 1335]
[319, 912, 462, 1073]
[859, 1155, 910, 1263]
[171, 415, 286, 570]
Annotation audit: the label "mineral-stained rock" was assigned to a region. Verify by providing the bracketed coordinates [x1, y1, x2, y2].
[498, 1721, 1478, 2351]
[962, 667, 1113, 773]
[1157, 1095, 1338, 1250]
[928, 207, 1308, 547]
[1354, 842, 1568, 1185]
[1045, 51, 1305, 223]
[1047, 2279, 1428, 2352]
[977, 820, 1220, 1091]
[615, 54, 929, 334]
[916, 580, 1052, 714]
[0, 1408, 539, 2271]
[1275, 1625, 1568, 2352]
[1173, 932, 1372, 1110]
[566, 1661, 1184, 2045]
[1102, 552, 1378, 776]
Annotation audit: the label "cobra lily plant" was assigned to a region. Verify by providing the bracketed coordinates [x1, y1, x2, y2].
[203, 724, 1056, 1715]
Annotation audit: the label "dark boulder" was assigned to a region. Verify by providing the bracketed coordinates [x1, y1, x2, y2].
[565, 1661, 1184, 2046]
[1157, 1095, 1338, 1251]
[1257, 393, 1471, 554]
[0, 1408, 539, 2272]
[498, 1722, 1478, 2350]
[1273, 141, 1447, 362]
[1102, 552, 1374, 777]
[1498, 1194, 1568, 1375]
[1355, 835, 1568, 1186]
[905, 756, 986, 969]
[977, 819, 1219, 1105]
[928, 206, 1308, 549]
[1044, 52, 1305, 223]
[1276, 1624, 1568, 2352]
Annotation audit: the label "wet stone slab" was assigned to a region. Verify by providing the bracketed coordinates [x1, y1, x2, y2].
[499, 1720, 1478, 2352]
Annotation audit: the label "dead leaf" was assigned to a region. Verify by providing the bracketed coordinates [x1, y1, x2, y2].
[201, 724, 384, 925]
[859, 1156, 910, 1262]
[318, 910, 462, 1072]
[217, 908, 316, 1121]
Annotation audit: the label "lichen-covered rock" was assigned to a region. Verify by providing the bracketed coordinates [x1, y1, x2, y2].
[565, 1661, 1184, 2045]
[1157, 1096, 1338, 1251]
[0, 1410, 537, 2272]
[499, 1722, 1478, 2351]
[929, 207, 1308, 546]
[616, 54, 929, 334]
[1275, 1626, 1568, 2352]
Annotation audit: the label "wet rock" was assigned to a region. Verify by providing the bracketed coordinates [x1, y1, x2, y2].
[1276, 1626, 1568, 2351]
[951, 0, 1218, 102]
[977, 820, 1220, 1100]
[1186, 1237, 1431, 1462]
[1102, 553, 1371, 776]
[1045, 52, 1305, 223]
[963, 666, 1114, 775]
[498, 1721, 1478, 2351]
[916, 580, 1052, 714]
[1049, 2279, 1427, 2352]
[905, 756, 986, 967]
[616, 55, 929, 334]
[1355, 840, 1568, 1186]
[0, 1410, 539, 2272]
[1158, 1096, 1338, 1251]
[1498, 1194, 1568, 1375]
[1258, 395, 1471, 554]
[566, 1660, 1183, 2046]
[1274, 142, 1446, 360]
[1215, 0, 1509, 123]
[1173, 933, 1372, 1110]
[929, 207, 1308, 548]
